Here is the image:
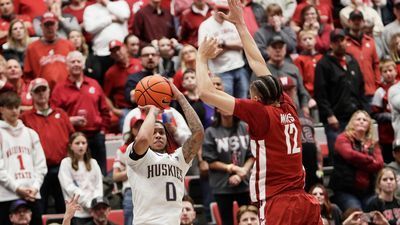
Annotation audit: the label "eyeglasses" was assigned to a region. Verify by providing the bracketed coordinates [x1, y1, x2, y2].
[141, 53, 158, 57]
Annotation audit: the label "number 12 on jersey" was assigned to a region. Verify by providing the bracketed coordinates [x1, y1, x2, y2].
[284, 123, 301, 155]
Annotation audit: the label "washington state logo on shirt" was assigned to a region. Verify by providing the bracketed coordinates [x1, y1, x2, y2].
[280, 113, 295, 125]
[39, 49, 67, 66]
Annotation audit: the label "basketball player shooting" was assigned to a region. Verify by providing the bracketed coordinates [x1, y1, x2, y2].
[124, 81, 204, 225]
[195, 0, 323, 224]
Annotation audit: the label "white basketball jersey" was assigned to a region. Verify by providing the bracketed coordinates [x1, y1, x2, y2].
[125, 144, 191, 225]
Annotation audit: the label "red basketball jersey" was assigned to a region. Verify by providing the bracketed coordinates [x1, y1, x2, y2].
[234, 93, 305, 202]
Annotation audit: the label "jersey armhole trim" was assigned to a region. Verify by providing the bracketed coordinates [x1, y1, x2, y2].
[129, 147, 148, 161]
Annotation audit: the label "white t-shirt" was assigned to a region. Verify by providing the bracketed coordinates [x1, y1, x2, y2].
[125, 144, 192, 225]
[198, 16, 245, 74]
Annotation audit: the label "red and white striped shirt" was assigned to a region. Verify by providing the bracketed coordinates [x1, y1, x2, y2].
[234, 93, 305, 202]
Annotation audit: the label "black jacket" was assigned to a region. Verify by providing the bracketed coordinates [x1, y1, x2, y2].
[314, 52, 369, 123]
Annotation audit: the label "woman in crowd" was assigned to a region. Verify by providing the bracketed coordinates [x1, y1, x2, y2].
[173, 44, 197, 92]
[68, 30, 89, 59]
[237, 205, 259, 225]
[366, 168, 400, 225]
[388, 33, 400, 74]
[329, 110, 384, 211]
[2, 19, 35, 67]
[5, 59, 31, 111]
[293, 5, 332, 53]
[309, 183, 342, 225]
[202, 107, 254, 225]
[58, 132, 103, 225]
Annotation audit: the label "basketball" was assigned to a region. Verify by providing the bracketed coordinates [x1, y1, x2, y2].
[134, 75, 173, 109]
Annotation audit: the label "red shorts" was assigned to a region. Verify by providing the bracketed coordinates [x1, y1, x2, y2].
[258, 190, 323, 225]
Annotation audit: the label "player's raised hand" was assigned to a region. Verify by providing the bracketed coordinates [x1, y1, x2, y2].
[198, 37, 222, 60]
[139, 105, 162, 116]
[218, 0, 245, 25]
[167, 80, 184, 100]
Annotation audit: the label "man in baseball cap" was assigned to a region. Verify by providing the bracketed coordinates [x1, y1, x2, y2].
[29, 78, 49, 93]
[9, 200, 32, 225]
[86, 197, 114, 225]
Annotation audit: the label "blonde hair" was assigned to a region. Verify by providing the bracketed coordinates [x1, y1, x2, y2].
[344, 110, 375, 144]
[375, 167, 397, 194]
[298, 30, 317, 40]
[236, 205, 259, 223]
[7, 19, 29, 50]
[379, 59, 397, 72]
[389, 33, 400, 63]
[179, 44, 197, 71]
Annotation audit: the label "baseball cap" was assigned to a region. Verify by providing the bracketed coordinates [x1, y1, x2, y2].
[29, 78, 49, 92]
[393, 139, 400, 152]
[330, 29, 346, 42]
[349, 10, 364, 20]
[9, 200, 29, 214]
[267, 35, 285, 47]
[41, 12, 58, 24]
[213, 0, 229, 9]
[91, 197, 110, 208]
[109, 40, 123, 51]
[279, 76, 296, 91]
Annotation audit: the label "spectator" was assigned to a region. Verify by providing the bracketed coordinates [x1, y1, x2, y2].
[173, 44, 197, 92]
[254, 0, 297, 24]
[124, 83, 204, 225]
[180, 195, 196, 225]
[383, 1, 400, 55]
[309, 184, 342, 225]
[20, 78, 74, 214]
[345, 10, 381, 101]
[58, 132, 103, 225]
[340, 0, 384, 37]
[113, 117, 141, 225]
[329, 110, 384, 211]
[387, 140, 400, 197]
[13, 0, 47, 20]
[372, 0, 395, 26]
[0, 0, 34, 45]
[179, 0, 212, 47]
[68, 30, 89, 59]
[126, 0, 149, 34]
[198, 0, 248, 98]
[8, 200, 32, 225]
[294, 30, 322, 97]
[292, 0, 334, 29]
[371, 60, 397, 163]
[366, 167, 400, 224]
[158, 37, 180, 78]
[104, 40, 142, 132]
[5, 59, 32, 112]
[23, 12, 75, 90]
[132, 0, 176, 46]
[388, 32, 400, 73]
[83, 0, 130, 85]
[124, 34, 140, 59]
[62, 0, 93, 26]
[254, 3, 297, 59]
[0, 55, 13, 94]
[2, 19, 35, 67]
[342, 208, 389, 225]
[294, 5, 332, 53]
[202, 103, 254, 225]
[33, 0, 80, 38]
[0, 91, 47, 225]
[389, 73, 400, 141]
[236, 205, 259, 225]
[314, 29, 369, 165]
[51, 51, 111, 175]
[125, 45, 160, 106]
[241, 0, 265, 36]
[85, 197, 114, 225]
[264, 35, 311, 117]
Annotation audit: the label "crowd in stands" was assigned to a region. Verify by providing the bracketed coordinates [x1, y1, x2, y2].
[3, 0, 400, 224]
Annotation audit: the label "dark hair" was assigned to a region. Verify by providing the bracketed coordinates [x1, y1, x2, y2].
[0, 91, 21, 108]
[140, 45, 158, 56]
[68, 132, 92, 171]
[182, 195, 194, 206]
[183, 68, 196, 76]
[250, 75, 283, 105]
[212, 109, 241, 136]
[299, 5, 321, 28]
[152, 121, 171, 153]
[123, 34, 138, 45]
[309, 183, 333, 220]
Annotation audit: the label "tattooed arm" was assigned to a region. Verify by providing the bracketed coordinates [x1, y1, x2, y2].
[170, 82, 205, 163]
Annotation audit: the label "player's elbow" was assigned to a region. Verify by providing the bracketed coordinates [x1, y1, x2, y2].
[192, 128, 205, 142]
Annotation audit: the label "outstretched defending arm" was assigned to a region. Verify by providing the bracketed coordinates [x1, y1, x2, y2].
[219, 0, 271, 77]
[170, 82, 205, 163]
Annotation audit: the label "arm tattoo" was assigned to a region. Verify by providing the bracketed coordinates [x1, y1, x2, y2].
[176, 95, 205, 163]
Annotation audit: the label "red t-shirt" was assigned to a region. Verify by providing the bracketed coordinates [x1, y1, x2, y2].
[103, 58, 142, 108]
[233, 93, 305, 202]
[51, 76, 111, 132]
[20, 107, 74, 166]
[23, 38, 75, 90]
[294, 53, 323, 97]
[13, 0, 47, 20]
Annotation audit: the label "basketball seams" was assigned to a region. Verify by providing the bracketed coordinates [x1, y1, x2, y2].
[134, 76, 173, 109]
